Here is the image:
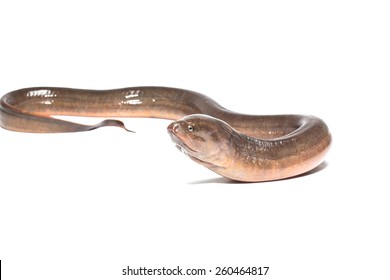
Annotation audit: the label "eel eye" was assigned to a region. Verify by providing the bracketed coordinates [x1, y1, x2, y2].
[187, 125, 194, 132]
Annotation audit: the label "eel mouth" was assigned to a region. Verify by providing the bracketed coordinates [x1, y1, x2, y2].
[167, 122, 197, 154]
[168, 131, 222, 169]
[169, 133, 196, 154]
[168, 128, 224, 170]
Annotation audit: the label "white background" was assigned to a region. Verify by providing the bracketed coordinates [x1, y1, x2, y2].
[0, 0, 389, 279]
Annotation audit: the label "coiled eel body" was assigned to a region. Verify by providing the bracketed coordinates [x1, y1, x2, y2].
[0, 87, 331, 182]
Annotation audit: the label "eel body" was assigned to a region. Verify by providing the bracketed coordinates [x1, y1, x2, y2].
[0, 87, 331, 182]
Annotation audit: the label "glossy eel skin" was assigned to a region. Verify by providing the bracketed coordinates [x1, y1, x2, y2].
[0, 87, 331, 182]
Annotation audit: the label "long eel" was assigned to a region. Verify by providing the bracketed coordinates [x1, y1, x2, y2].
[0, 87, 331, 182]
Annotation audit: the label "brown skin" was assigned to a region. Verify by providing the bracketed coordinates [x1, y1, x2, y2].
[0, 87, 331, 182]
[167, 114, 331, 182]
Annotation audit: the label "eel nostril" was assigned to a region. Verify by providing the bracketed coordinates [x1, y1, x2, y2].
[167, 122, 179, 133]
[173, 123, 180, 132]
